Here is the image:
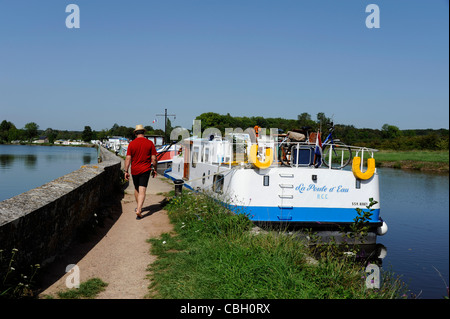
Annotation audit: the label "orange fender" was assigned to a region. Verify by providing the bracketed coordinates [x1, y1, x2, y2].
[249, 144, 273, 169]
[352, 156, 376, 180]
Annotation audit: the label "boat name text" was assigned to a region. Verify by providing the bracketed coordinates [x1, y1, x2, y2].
[295, 183, 349, 194]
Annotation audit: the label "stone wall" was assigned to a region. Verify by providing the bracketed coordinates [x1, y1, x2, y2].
[0, 146, 122, 272]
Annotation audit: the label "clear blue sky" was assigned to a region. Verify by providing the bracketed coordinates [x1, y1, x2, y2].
[0, 0, 448, 132]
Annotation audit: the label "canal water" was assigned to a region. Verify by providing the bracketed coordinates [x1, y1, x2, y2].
[0, 144, 98, 202]
[0, 145, 448, 298]
[377, 168, 449, 299]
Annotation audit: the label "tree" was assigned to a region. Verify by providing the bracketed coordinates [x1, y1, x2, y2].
[0, 120, 16, 142]
[297, 113, 316, 129]
[195, 112, 223, 129]
[0, 120, 14, 132]
[144, 125, 154, 132]
[8, 127, 22, 142]
[381, 124, 401, 139]
[161, 118, 175, 142]
[96, 129, 109, 141]
[253, 116, 267, 128]
[82, 126, 94, 142]
[109, 123, 120, 136]
[24, 122, 39, 141]
[44, 128, 57, 144]
[316, 112, 332, 128]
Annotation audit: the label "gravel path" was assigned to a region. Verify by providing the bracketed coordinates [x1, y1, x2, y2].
[38, 174, 174, 299]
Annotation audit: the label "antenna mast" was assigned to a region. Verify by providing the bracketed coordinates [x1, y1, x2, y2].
[156, 108, 176, 143]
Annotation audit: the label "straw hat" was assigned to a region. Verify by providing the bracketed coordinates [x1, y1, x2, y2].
[134, 124, 146, 133]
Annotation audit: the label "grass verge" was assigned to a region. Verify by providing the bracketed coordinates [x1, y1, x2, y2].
[44, 278, 108, 299]
[374, 150, 449, 172]
[147, 191, 408, 299]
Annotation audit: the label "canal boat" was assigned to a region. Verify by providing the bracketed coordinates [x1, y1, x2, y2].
[155, 143, 179, 174]
[164, 128, 388, 242]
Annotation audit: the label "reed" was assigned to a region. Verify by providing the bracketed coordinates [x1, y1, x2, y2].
[0, 248, 40, 299]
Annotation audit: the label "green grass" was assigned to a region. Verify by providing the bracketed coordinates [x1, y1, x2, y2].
[375, 150, 449, 163]
[55, 278, 108, 299]
[373, 150, 448, 172]
[147, 191, 408, 299]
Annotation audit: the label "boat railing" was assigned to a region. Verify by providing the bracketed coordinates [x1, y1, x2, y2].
[277, 139, 378, 169]
[194, 138, 378, 170]
[349, 145, 378, 172]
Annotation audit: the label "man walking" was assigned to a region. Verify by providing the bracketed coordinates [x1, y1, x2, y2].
[124, 124, 157, 218]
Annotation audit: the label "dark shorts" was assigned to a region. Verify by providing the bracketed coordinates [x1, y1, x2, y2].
[132, 170, 151, 191]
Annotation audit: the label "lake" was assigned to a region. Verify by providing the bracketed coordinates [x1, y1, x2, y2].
[0, 144, 98, 202]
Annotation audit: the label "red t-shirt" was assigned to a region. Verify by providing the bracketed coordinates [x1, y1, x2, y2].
[126, 137, 157, 175]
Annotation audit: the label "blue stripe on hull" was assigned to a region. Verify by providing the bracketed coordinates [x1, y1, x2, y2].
[230, 205, 381, 224]
[164, 171, 381, 224]
[164, 170, 195, 191]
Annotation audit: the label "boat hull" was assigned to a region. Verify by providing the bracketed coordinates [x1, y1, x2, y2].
[165, 163, 381, 225]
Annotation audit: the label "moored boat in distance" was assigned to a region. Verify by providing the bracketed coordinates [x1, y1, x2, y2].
[156, 143, 179, 175]
[164, 125, 388, 244]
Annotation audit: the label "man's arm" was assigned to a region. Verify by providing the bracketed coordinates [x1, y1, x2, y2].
[151, 154, 157, 177]
[124, 155, 131, 180]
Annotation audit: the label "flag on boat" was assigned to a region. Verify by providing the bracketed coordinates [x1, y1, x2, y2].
[314, 131, 322, 166]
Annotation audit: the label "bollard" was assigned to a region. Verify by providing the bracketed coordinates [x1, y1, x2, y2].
[174, 179, 184, 196]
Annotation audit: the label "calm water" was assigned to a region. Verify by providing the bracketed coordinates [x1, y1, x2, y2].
[378, 168, 449, 299]
[0, 144, 97, 202]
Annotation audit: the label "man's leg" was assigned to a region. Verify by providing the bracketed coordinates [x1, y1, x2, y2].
[132, 171, 150, 218]
[136, 186, 146, 216]
[134, 188, 139, 205]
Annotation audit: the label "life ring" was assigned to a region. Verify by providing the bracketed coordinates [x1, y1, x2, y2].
[249, 144, 273, 169]
[352, 156, 375, 180]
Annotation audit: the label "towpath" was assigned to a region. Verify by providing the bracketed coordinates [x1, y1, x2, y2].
[38, 161, 174, 299]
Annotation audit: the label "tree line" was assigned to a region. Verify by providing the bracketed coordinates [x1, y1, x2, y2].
[195, 112, 448, 151]
[1, 114, 448, 151]
[0, 120, 164, 144]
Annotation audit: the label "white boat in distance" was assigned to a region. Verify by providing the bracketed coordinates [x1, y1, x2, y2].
[164, 126, 388, 242]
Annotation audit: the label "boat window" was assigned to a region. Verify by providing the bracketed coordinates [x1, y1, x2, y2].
[192, 146, 199, 168]
[213, 174, 224, 194]
[204, 147, 209, 163]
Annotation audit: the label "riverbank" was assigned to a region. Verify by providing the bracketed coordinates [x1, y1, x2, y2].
[375, 150, 449, 173]
[148, 190, 408, 299]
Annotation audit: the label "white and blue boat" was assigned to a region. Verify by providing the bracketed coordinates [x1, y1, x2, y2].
[164, 128, 388, 243]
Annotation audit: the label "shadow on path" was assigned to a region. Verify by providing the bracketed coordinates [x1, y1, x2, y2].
[36, 193, 124, 295]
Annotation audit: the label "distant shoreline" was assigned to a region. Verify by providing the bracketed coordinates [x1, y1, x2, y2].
[0, 142, 96, 148]
[375, 150, 449, 173]
[376, 160, 448, 173]
[2, 143, 447, 173]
